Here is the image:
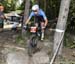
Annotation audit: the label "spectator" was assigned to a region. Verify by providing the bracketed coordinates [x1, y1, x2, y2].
[0, 4, 5, 32]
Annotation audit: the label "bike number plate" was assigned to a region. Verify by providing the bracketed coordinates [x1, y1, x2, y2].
[30, 27, 37, 33]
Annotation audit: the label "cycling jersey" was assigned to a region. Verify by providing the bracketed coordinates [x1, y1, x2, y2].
[29, 9, 47, 20]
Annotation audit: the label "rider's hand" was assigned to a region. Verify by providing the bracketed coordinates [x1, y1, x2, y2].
[23, 25, 27, 30]
[45, 23, 47, 28]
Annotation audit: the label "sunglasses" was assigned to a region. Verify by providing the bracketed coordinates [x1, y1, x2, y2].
[33, 10, 38, 12]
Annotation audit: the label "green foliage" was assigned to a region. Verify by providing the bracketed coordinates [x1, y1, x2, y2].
[67, 0, 75, 26]
[0, 0, 19, 13]
[15, 31, 30, 46]
[15, 34, 26, 46]
[69, 0, 75, 16]
[37, 0, 61, 20]
[64, 32, 75, 48]
[17, 0, 25, 10]
[0, 0, 75, 20]
[0, 0, 10, 12]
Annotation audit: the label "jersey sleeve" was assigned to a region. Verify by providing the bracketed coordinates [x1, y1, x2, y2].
[41, 10, 47, 20]
[29, 12, 34, 19]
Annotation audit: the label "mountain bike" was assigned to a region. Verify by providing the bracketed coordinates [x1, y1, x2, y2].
[24, 23, 42, 56]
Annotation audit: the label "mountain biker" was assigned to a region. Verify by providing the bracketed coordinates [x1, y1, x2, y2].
[25, 4, 48, 40]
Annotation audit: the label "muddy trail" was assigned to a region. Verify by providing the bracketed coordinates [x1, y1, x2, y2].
[0, 30, 75, 64]
[0, 30, 53, 64]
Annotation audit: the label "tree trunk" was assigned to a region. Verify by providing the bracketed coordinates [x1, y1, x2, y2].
[35, 0, 39, 4]
[44, 0, 46, 12]
[53, 0, 71, 55]
[21, 0, 30, 36]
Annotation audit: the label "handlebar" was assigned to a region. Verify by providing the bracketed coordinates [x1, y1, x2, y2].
[23, 25, 41, 31]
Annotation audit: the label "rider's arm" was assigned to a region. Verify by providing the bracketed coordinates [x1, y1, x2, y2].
[25, 12, 34, 24]
[41, 10, 48, 27]
[44, 18, 48, 27]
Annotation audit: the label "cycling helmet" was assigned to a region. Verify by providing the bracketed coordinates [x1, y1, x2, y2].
[32, 4, 39, 11]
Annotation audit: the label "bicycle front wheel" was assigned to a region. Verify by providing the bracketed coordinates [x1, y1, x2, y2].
[28, 35, 38, 56]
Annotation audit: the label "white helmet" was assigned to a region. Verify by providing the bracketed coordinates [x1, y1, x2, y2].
[32, 4, 39, 11]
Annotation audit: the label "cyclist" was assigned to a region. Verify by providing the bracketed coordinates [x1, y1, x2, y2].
[25, 4, 48, 40]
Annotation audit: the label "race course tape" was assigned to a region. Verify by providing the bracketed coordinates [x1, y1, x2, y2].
[55, 29, 64, 32]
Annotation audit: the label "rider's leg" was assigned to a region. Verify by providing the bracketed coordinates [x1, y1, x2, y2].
[41, 22, 45, 40]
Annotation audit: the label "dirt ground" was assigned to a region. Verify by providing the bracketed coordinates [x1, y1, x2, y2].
[0, 30, 75, 64]
[0, 30, 51, 64]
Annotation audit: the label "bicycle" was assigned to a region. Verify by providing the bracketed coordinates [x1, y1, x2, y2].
[23, 22, 42, 56]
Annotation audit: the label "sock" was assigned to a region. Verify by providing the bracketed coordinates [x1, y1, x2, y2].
[41, 32, 44, 40]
